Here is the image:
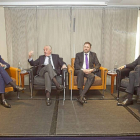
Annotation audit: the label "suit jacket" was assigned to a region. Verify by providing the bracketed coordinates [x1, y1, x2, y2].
[0, 55, 10, 69]
[126, 55, 140, 69]
[28, 54, 66, 75]
[74, 51, 101, 71]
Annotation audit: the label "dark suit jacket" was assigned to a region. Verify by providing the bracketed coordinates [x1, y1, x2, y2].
[74, 51, 101, 71]
[0, 55, 10, 69]
[126, 55, 140, 69]
[28, 54, 66, 75]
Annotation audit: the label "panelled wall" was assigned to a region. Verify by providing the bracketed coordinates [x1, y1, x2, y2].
[3, 7, 139, 85]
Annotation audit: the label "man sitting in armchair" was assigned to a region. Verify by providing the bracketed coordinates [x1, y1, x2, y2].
[0, 55, 24, 108]
[118, 55, 140, 106]
[74, 42, 101, 105]
[28, 45, 67, 106]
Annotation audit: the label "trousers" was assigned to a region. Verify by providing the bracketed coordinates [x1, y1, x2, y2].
[0, 66, 12, 93]
[74, 70, 95, 96]
[39, 64, 57, 93]
[126, 65, 140, 94]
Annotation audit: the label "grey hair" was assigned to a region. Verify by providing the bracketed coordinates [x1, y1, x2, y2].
[45, 45, 52, 50]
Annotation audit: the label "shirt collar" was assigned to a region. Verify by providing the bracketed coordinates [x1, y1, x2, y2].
[84, 52, 90, 55]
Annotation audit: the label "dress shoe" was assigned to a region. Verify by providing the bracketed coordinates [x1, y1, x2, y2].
[117, 98, 133, 106]
[83, 97, 87, 103]
[14, 86, 24, 92]
[46, 98, 51, 106]
[1, 99, 11, 108]
[57, 85, 64, 91]
[77, 96, 84, 105]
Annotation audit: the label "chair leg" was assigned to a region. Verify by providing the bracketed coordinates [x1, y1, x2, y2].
[117, 88, 120, 100]
[17, 91, 20, 99]
[30, 83, 33, 98]
[70, 71, 73, 100]
[102, 90, 105, 99]
[63, 85, 66, 105]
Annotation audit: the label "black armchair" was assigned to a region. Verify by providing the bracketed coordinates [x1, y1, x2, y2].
[116, 68, 140, 99]
[28, 66, 67, 101]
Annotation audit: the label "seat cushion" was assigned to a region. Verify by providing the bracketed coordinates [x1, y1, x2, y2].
[74, 75, 102, 86]
[5, 77, 16, 87]
[34, 75, 62, 86]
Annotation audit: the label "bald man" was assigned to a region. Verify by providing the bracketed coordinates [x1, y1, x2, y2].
[28, 45, 67, 106]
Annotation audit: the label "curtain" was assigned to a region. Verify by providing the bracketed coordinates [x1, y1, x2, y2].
[37, 7, 71, 64]
[71, 7, 103, 62]
[4, 7, 138, 72]
[4, 7, 37, 69]
[102, 7, 138, 70]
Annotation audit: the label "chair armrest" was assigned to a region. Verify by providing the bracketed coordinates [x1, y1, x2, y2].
[116, 68, 132, 79]
[116, 68, 132, 89]
[27, 67, 35, 84]
[62, 68, 68, 73]
[100, 66, 108, 71]
[68, 64, 74, 73]
[99, 66, 108, 88]
[68, 64, 74, 88]
[61, 68, 68, 86]
[6, 67, 21, 85]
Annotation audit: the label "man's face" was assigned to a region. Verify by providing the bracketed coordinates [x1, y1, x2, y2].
[44, 46, 52, 56]
[83, 44, 91, 53]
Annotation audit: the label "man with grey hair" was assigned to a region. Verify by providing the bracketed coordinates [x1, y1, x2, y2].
[28, 45, 67, 106]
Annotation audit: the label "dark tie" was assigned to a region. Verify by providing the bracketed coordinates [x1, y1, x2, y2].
[85, 54, 89, 69]
[48, 56, 52, 66]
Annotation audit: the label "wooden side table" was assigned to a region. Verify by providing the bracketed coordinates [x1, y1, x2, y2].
[107, 72, 117, 94]
[20, 72, 29, 88]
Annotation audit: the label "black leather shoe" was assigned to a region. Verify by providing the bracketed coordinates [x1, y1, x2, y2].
[46, 98, 51, 106]
[57, 85, 64, 91]
[83, 97, 87, 103]
[77, 96, 84, 105]
[1, 100, 11, 108]
[14, 86, 24, 92]
[117, 99, 133, 106]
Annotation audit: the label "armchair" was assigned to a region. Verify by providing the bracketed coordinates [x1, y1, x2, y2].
[5, 67, 21, 98]
[68, 58, 108, 100]
[116, 68, 140, 100]
[28, 65, 67, 101]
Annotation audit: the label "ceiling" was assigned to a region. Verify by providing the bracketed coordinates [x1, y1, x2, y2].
[0, 0, 140, 6]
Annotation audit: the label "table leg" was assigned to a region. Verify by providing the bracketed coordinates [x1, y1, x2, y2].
[111, 75, 115, 94]
[21, 74, 24, 88]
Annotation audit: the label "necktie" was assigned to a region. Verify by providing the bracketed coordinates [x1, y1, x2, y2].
[48, 56, 52, 66]
[85, 54, 89, 69]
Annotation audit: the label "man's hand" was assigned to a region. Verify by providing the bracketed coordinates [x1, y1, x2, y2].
[118, 65, 125, 70]
[29, 51, 34, 59]
[0, 63, 6, 68]
[82, 69, 94, 74]
[61, 64, 67, 70]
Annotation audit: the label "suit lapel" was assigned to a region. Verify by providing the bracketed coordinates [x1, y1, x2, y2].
[82, 52, 84, 66]
[89, 52, 92, 68]
[52, 54, 56, 67]
[42, 55, 46, 64]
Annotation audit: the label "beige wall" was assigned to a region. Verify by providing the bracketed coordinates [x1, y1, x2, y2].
[0, 6, 7, 61]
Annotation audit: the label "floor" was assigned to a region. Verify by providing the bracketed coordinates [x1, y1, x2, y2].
[0, 85, 140, 137]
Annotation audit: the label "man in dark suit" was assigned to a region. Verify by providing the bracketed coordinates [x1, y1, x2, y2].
[28, 45, 67, 106]
[0, 55, 24, 108]
[74, 42, 101, 105]
[118, 55, 140, 106]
